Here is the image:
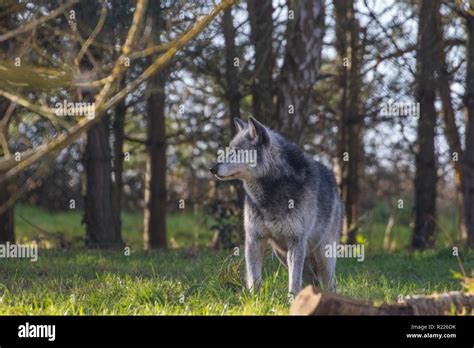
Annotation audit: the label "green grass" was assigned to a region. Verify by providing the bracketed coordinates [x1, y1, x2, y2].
[0, 204, 470, 315]
[15, 201, 461, 253]
[359, 199, 460, 252]
[0, 248, 471, 315]
[15, 204, 214, 249]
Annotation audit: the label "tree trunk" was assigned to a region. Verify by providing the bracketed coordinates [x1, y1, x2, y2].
[412, 0, 439, 250]
[78, 2, 122, 250]
[0, 100, 15, 243]
[83, 114, 123, 249]
[223, 6, 242, 135]
[144, 0, 167, 250]
[0, 14, 15, 243]
[291, 285, 474, 315]
[433, 9, 468, 243]
[0, 98, 16, 243]
[215, 5, 244, 249]
[144, 73, 167, 250]
[464, 13, 474, 247]
[334, 0, 362, 245]
[247, 0, 274, 127]
[0, 180, 14, 243]
[111, 79, 126, 237]
[276, 0, 325, 144]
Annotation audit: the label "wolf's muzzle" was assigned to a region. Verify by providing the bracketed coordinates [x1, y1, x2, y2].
[209, 163, 218, 175]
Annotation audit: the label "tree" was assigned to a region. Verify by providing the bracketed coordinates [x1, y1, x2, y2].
[222, 6, 242, 135]
[247, 0, 274, 126]
[0, 99, 15, 243]
[0, 0, 237, 186]
[334, 0, 363, 244]
[246, 0, 325, 143]
[109, 1, 134, 247]
[433, 4, 469, 245]
[412, 0, 440, 249]
[83, 114, 123, 248]
[0, 10, 17, 243]
[463, 6, 474, 247]
[111, 79, 127, 239]
[212, 5, 244, 249]
[276, 0, 325, 143]
[144, 0, 167, 250]
[79, 2, 122, 249]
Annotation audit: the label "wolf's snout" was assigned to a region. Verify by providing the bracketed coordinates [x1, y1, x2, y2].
[209, 163, 218, 175]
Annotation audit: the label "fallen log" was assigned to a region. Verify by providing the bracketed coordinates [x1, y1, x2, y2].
[290, 285, 474, 315]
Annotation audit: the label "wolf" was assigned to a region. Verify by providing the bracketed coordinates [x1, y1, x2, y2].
[209, 117, 343, 294]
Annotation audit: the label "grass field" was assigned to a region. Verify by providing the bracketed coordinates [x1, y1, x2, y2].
[0, 248, 471, 315]
[15, 204, 215, 249]
[0, 204, 471, 315]
[14, 202, 461, 252]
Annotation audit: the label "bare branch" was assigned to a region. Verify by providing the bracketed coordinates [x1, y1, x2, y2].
[0, 0, 237, 181]
[74, 0, 108, 67]
[0, 89, 69, 129]
[0, 0, 80, 42]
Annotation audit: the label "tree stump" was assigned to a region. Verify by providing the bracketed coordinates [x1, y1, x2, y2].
[290, 285, 474, 315]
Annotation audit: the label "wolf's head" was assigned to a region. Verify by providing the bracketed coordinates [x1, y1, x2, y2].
[209, 117, 273, 181]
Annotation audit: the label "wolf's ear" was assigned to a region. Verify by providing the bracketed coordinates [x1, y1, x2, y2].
[233, 118, 247, 133]
[248, 117, 269, 144]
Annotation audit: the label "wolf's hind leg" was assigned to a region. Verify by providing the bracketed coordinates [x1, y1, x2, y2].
[303, 256, 320, 288]
[313, 247, 337, 292]
[287, 242, 306, 294]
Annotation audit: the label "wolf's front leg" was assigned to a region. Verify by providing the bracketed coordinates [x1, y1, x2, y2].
[245, 234, 266, 292]
[287, 240, 306, 294]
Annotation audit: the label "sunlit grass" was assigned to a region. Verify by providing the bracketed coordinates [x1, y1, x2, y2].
[15, 202, 459, 253]
[0, 248, 471, 315]
[3, 204, 470, 315]
[15, 204, 214, 249]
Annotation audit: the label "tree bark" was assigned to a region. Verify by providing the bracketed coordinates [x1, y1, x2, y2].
[83, 114, 123, 249]
[247, 0, 274, 126]
[77, 1, 122, 249]
[412, 0, 439, 250]
[215, 5, 244, 249]
[144, 74, 167, 250]
[464, 13, 474, 247]
[111, 79, 126, 237]
[276, 0, 325, 144]
[144, 0, 167, 250]
[0, 99, 15, 243]
[334, 0, 362, 245]
[0, 12, 16, 243]
[434, 9, 468, 244]
[223, 6, 242, 135]
[0, 184, 14, 243]
[291, 285, 474, 315]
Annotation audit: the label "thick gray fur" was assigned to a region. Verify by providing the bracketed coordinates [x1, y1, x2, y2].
[210, 117, 343, 294]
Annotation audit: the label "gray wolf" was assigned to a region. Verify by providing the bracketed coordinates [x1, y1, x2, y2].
[209, 117, 343, 294]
